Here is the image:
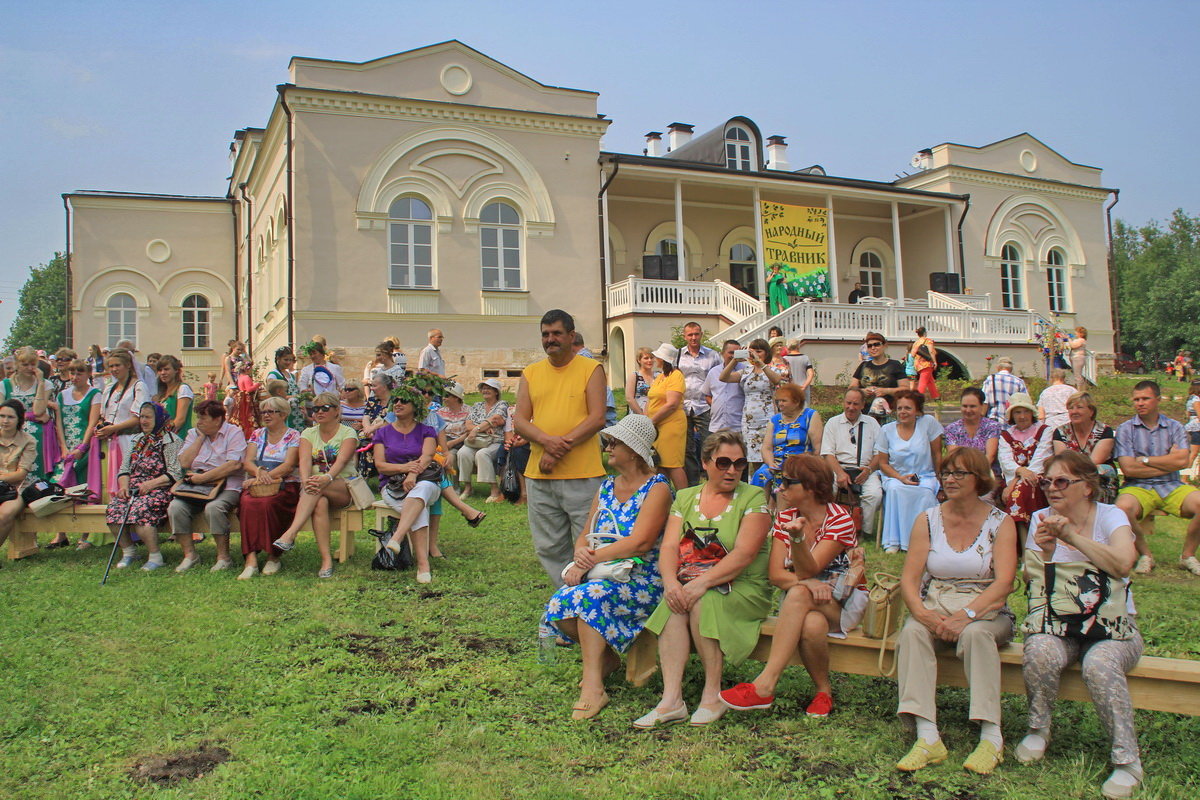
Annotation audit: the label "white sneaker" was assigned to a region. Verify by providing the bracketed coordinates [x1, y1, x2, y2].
[261, 559, 282, 576]
[210, 558, 234, 573]
[116, 555, 136, 569]
[175, 555, 201, 573]
[1015, 732, 1049, 763]
[237, 565, 260, 580]
[884, 546, 900, 554]
[416, 571, 432, 584]
[1134, 555, 1155, 574]
[1100, 764, 1143, 799]
[1181, 556, 1200, 576]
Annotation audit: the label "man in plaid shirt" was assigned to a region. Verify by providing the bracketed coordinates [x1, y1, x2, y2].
[982, 357, 1028, 422]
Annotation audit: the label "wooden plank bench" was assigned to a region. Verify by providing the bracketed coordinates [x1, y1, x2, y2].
[624, 616, 1200, 716]
[7, 503, 365, 563]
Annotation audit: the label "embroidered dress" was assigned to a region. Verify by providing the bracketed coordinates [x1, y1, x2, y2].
[1053, 422, 1119, 504]
[162, 384, 194, 437]
[543, 474, 668, 653]
[55, 386, 101, 494]
[740, 367, 780, 460]
[1, 377, 56, 480]
[1001, 424, 1052, 522]
[267, 368, 308, 430]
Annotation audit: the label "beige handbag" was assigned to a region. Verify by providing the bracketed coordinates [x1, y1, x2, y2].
[345, 474, 376, 510]
[860, 571, 905, 676]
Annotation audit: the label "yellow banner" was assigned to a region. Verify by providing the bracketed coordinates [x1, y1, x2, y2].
[759, 202, 830, 312]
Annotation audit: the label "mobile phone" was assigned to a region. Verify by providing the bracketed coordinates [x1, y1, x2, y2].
[733, 349, 749, 360]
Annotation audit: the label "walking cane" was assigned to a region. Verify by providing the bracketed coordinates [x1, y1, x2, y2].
[101, 491, 136, 586]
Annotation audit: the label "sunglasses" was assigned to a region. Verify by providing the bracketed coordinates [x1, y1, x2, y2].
[938, 470, 973, 482]
[866, 342, 884, 348]
[777, 477, 802, 489]
[713, 457, 748, 472]
[260, 409, 282, 416]
[312, 404, 337, 413]
[1037, 476, 1085, 491]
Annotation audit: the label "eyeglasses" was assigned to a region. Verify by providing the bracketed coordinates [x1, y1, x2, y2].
[866, 342, 884, 348]
[1037, 476, 1086, 491]
[260, 409, 281, 416]
[778, 477, 802, 489]
[938, 470, 973, 482]
[713, 457, 748, 472]
[312, 404, 337, 413]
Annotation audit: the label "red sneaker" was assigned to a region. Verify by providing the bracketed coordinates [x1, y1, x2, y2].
[806, 692, 834, 717]
[719, 683, 775, 710]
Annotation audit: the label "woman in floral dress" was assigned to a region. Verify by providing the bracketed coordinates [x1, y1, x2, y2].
[107, 402, 183, 571]
[718, 338, 785, 476]
[543, 414, 672, 720]
[0, 346, 55, 481]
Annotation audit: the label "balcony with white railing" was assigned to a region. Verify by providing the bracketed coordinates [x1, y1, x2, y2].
[606, 278, 765, 323]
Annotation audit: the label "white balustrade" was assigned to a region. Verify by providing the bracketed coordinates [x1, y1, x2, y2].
[605, 278, 763, 322]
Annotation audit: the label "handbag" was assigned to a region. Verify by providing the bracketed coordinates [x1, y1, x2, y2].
[465, 430, 498, 449]
[677, 522, 732, 594]
[499, 457, 521, 503]
[559, 506, 642, 584]
[860, 571, 905, 676]
[383, 463, 444, 499]
[171, 478, 226, 502]
[1022, 549, 1133, 641]
[345, 474, 376, 510]
[916, 343, 934, 363]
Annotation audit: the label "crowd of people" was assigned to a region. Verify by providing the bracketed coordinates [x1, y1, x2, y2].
[0, 313, 1184, 798]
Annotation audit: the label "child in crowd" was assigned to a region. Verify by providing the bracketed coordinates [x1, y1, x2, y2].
[202, 372, 219, 402]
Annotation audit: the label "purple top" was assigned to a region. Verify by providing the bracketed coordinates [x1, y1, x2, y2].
[373, 423, 437, 464]
[942, 417, 1004, 451]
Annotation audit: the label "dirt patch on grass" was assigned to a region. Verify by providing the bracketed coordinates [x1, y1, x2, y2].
[129, 743, 230, 785]
[460, 635, 521, 654]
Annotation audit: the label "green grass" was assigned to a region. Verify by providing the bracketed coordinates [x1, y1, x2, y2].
[2, 501, 1199, 799]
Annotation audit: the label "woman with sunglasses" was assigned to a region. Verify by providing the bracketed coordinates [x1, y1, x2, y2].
[237, 396, 301, 579]
[375, 384, 441, 584]
[892, 446, 1017, 774]
[1051, 392, 1117, 504]
[719, 454, 862, 719]
[877, 389, 944, 553]
[635, 430, 773, 728]
[339, 380, 368, 433]
[272, 391, 358, 578]
[719, 338, 785, 478]
[542, 414, 671, 720]
[1018, 451, 1143, 799]
[851, 332, 911, 422]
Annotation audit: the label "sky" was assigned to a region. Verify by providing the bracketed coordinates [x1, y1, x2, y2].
[1, 0, 1197, 340]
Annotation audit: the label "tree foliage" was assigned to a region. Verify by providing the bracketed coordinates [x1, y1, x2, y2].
[3, 252, 67, 353]
[1112, 209, 1200, 367]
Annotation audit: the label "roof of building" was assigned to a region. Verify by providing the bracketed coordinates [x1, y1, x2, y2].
[64, 190, 229, 202]
[917, 132, 1100, 171]
[664, 116, 764, 167]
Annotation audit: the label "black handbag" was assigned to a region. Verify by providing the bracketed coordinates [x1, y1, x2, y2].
[0, 480, 18, 504]
[21, 479, 64, 505]
[916, 344, 934, 363]
[500, 459, 521, 503]
[369, 528, 414, 571]
[384, 463, 443, 496]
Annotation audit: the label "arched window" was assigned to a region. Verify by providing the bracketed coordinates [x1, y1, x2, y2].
[725, 126, 753, 171]
[480, 201, 522, 290]
[1046, 248, 1067, 313]
[106, 293, 137, 348]
[388, 196, 434, 288]
[729, 243, 758, 297]
[1001, 243, 1024, 310]
[181, 294, 211, 350]
[859, 251, 884, 298]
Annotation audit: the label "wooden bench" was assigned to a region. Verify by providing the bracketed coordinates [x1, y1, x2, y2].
[7, 503, 365, 563]
[624, 616, 1200, 716]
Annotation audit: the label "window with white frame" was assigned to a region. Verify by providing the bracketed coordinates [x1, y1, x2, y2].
[1001, 243, 1024, 310]
[725, 126, 753, 171]
[859, 251, 884, 297]
[106, 293, 137, 348]
[181, 294, 211, 350]
[388, 196, 434, 288]
[729, 243, 758, 298]
[480, 201, 522, 290]
[1046, 248, 1067, 313]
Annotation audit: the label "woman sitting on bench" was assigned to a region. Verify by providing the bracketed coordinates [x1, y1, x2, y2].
[893, 446, 1017, 775]
[1018, 451, 1143, 800]
[634, 430, 773, 728]
[719, 454, 863, 718]
[0, 400, 37, 552]
[108, 402, 183, 571]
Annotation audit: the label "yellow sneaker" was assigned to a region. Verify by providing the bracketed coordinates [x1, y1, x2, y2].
[963, 740, 1004, 775]
[896, 738, 948, 772]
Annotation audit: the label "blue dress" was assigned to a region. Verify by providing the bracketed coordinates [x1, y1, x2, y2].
[542, 474, 667, 653]
[751, 408, 815, 487]
[876, 414, 943, 550]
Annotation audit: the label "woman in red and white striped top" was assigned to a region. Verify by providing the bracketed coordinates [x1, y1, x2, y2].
[718, 454, 863, 718]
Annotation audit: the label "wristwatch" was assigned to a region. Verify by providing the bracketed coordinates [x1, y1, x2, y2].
[1139, 456, 1150, 466]
[964, 607, 977, 620]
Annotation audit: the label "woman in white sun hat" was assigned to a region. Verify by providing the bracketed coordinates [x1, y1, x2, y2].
[542, 413, 672, 720]
[456, 378, 509, 502]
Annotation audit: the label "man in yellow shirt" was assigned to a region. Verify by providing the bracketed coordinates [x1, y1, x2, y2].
[514, 309, 607, 585]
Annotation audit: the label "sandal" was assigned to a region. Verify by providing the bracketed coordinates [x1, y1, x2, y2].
[467, 511, 486, 528]
[571, 692, 610, 721]
[272, 538, 295, 552]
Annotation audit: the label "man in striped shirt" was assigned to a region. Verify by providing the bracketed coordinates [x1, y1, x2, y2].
[981, 358, 1027, 422]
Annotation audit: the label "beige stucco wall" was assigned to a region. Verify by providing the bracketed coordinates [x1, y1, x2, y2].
[69, 196, 235, 381]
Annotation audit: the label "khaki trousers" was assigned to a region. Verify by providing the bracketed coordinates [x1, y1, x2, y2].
[896, 613, 1013, 726]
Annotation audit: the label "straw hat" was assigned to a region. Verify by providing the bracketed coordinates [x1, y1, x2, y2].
[1005, 392, 1039, 424]
[651, 342, 678, 365]
[768, 336, 786, 349]
[600, 414, 658, 468]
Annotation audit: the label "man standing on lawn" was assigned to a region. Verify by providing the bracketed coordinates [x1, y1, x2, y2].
[1115, 380, 1200, 576]
[514, 309, 607, 585]
[418, 329, 446, 376]
[677, 321, 722, 486]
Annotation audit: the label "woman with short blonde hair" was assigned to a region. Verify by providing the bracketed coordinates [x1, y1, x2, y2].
[237, 395, 302, 579]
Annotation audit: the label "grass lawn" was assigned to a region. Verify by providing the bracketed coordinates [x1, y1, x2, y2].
[3, 496, 1200, 798]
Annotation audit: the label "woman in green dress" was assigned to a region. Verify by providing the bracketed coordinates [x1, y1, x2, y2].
[266, 345, 307, 430]
[54, 359, 103, 547]
[634, 429, 774, 729]
[154, 355, 193, 437]
[0, 346, 54, 482]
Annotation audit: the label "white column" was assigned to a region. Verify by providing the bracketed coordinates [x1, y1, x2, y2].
[601, 176, 613, 285]
[943, 205, 956, 285]
[753, 186, 766, 302]
[826, 193, 839, 303]
[674, 179, 686, 280]
[891, 200, 906, 307]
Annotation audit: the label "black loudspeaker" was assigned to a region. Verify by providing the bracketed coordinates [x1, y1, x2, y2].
[660, 254, 678, 280]
[642, 255, 662, 279]
[930, 272, 962, 294]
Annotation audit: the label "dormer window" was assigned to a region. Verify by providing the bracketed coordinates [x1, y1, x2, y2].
[725, 126, 754, 171]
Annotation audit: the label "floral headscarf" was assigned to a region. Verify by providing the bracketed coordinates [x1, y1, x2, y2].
[131, 401, 170, 459]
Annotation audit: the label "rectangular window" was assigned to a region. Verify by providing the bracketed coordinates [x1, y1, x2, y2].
[1047, 267, 1067, 312]
[481, 225, 522, 290]
[1001, 262, 1024, 310]
[860, 268, 884, 298]
[389, 221, 434, 288]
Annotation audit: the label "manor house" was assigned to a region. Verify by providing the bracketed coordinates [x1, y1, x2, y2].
[64, 40, 1117, 387]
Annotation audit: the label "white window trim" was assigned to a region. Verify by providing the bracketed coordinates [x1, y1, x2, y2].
[1000, 243, 1025, 310]
[106, 293, 138, 349]
[479, 201, 525, 291]
[388, 196, 438, 290]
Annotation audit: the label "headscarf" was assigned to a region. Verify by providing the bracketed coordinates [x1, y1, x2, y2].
[130, 401, 170, 460]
